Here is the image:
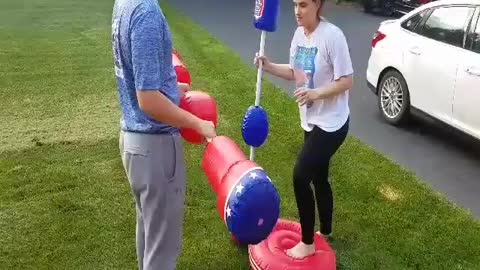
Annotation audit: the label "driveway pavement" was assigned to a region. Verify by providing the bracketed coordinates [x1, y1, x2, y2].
[164, 0, 480, 217]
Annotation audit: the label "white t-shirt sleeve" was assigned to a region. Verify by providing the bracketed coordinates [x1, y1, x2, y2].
[327, 27, 354, 81]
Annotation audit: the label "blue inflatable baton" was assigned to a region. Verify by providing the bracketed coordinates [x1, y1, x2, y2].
[249, 0, 280, 161]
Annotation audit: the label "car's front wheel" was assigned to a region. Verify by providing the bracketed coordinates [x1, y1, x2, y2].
[377, 70, 410, 125]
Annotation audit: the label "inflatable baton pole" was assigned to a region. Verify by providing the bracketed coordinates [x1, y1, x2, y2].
[248, 0, 279, 160]
[250, 30, 267, 161]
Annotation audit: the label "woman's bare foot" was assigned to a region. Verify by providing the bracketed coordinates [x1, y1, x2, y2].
[316, 230, 332, 239]
[285, 241, 315, 259]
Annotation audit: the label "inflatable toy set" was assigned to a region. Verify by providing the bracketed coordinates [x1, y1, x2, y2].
[171, 1, 337, 268]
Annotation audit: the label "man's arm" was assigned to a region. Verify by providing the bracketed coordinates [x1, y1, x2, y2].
[137, 90, 201, 130]
[130, 11, 203, 131]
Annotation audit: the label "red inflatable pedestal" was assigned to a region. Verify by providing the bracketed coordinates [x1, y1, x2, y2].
[248, 219, 336, 270]
[172, 50, 191, 85]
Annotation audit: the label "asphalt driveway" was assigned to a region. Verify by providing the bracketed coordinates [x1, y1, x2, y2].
[164, 0, 480, 217]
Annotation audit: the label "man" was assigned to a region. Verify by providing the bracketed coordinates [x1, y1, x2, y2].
[111, 0, 216, 269]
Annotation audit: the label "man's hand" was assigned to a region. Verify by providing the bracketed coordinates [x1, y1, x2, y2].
[177, 82, 190, 95]
[195, 119, 216, 141]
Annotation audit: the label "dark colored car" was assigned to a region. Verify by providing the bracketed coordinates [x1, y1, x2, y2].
[393, 0, 436, 15]
[362, 0, 395, 16]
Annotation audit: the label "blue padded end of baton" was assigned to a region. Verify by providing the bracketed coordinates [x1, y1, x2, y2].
[242, 105, 269, 148]
[253, 0, 280, 32]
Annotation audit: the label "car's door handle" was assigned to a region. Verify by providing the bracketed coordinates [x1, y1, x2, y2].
[408, 47, 422, 55]
[465, 67, 480, 76]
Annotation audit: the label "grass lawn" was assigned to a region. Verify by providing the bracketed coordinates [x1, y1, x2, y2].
[1, 0, 479, 269]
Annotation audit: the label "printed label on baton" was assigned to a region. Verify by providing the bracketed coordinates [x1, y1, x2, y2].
[254, 0, 265, 19]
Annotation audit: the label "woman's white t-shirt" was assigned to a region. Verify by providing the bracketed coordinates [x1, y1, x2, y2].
[289, 18, 354, 132]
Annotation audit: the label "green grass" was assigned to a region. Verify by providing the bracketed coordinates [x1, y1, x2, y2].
[1, 0, 479, 269]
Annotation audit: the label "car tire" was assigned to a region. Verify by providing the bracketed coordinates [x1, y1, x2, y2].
[377, 70, 410, 125]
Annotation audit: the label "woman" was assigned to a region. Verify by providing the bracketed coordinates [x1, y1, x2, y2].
[254, 0, 353, 259]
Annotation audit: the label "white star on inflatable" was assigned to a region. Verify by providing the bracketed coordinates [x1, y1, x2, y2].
[236, 184, 244, 194]
[257, 218, 264, 226]
[226, 207, 232, 217]
[249, 172, 258, 179]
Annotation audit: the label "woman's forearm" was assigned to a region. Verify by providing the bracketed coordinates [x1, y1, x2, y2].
[265, 63, 295, 81]
[316, 75, 354, 99]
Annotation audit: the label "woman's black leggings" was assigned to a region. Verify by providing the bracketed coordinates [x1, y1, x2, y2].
[293, 118, 349, 245]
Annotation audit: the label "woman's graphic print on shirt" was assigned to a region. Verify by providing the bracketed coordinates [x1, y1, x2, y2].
[293, 46, 318, 108]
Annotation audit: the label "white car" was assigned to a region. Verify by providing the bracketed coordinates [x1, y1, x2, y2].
[366, 0, 480, 141]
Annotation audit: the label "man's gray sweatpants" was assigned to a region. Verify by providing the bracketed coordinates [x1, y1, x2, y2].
[119, 131, 186, 270]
